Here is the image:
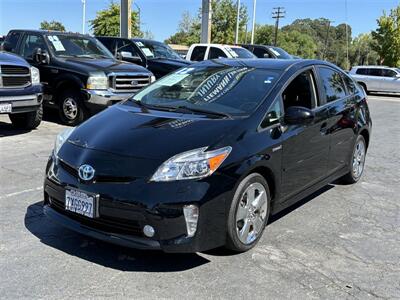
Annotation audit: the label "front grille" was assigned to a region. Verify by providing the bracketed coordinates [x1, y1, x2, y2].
[59, 159, 134, 183]
[49, 197, 143, 236]
[0, 65, 31, 88]
[109, 74, 150, 93]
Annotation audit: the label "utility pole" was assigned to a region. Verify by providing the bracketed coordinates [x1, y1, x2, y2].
[235, 0, 241, 44]
[201, 0, 212, 43]
[81, 0, 86, 34]
[345, 0, 349, 69]
[251, 0, 256, 44]
[272, 7, 285, 46]
[120, 0, 132, 38]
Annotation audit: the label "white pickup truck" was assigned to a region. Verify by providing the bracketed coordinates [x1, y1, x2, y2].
[186, 44, 256, 62]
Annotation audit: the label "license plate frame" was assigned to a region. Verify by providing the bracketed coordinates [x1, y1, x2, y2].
[0, 103, 12, 114]
[65, 188, 99, 218]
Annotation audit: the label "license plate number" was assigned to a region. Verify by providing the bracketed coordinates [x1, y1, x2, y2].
[65, 189, 96, 218]
[0, 103, 12, 113]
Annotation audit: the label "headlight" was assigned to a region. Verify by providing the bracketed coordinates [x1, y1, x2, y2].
[151, 146, 232, 182]
[86, 72, 108, 90]
[54, 127, 75, 156]
[30, 66, 40, 84]
[150, 75, 156, 83]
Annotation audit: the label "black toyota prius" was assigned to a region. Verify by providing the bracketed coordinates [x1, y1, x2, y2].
[44, 59, 371, 253]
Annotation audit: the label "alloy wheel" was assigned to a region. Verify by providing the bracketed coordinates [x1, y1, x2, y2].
[235, 182, 268, 245]
[352, 139, 366, 178]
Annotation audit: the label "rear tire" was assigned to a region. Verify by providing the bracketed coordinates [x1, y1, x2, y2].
[9, 104, 43, 130]
[341, 135, 367, 184]
[58, 89, 88, 126]
[225, 173, 271, 252]
[358, 82, 368, 94]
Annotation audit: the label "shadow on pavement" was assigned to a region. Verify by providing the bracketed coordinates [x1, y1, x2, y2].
[0, 120, 32, 137]
[24, 201, 210, 272]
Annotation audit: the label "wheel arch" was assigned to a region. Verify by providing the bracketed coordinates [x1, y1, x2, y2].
[54, 75, 85, 100]
[243, 165, 277, 202]
[359, 128, 370, 149]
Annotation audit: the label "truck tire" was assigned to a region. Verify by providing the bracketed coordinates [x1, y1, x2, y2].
[58, 89, 88, 126]
[9, 104, 43, 130]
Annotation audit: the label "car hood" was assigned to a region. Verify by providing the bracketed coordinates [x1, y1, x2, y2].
[0, 51, 30, 67]
[58, 57, 151, 75]
[148, 58, 190, 68]
[65, 103, 239, 161]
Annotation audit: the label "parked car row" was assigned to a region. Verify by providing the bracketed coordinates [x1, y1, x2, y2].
[1, 29, 396, 130]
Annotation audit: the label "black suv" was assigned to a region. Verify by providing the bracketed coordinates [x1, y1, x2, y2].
[240, 44, 293, 59]
[97, 37, 190, 79]
[0, 51, 43, 129]
[4, 30, 153, 125]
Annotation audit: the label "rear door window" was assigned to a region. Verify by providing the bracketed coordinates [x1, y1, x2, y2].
[21, 34, 47, 59]
[369, 68, 382, 77]
[318, 67, 347, 102]
[191, 46, 207, 61]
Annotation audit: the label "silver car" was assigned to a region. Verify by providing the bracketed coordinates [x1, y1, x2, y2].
[349, 66, 400, 94]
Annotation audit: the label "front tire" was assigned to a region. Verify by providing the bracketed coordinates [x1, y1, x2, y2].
[226, 173, 271, 252]
[341, 135, 367, 184]
[9, 104, 43, 130]
[58, 90, 88, 126]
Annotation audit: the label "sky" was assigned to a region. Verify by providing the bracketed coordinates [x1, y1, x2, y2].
[1, 0, 399, 40]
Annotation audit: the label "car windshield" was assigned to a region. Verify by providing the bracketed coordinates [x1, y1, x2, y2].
[268, 47, 292, 59]
[131, 65, 281, 117]
[46, 34, 113, 59]
[134, 40, 181, 60]
[228, 47, 256, 59]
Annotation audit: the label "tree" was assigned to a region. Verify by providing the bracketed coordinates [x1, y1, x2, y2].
[279, 30, 317, 58]
[89, 2, 141, 37]
[40, 20, 66, 32]
[253, 24, 274, 45]
[372, 5, 400, 67]
[165, 0, 248, 45]
[349, 33, 380, 66]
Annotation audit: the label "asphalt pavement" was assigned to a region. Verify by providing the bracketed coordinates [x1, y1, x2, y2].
[0, 95, 399, 299]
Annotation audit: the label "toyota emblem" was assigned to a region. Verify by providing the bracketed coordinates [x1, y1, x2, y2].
[78, 164, 95, 181]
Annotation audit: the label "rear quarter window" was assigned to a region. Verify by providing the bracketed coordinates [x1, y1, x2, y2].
[191, 46, 207, 61]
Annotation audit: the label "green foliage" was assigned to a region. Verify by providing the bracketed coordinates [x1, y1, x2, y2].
[349, 33, 380, 66]
[89, 2, 141, 37]
[165, 0, 248, 45]
[372, 5, 400, 67]
[40, 20, 66, 32]
[279, 30, 317, 59]
[253, 24, 274, 45]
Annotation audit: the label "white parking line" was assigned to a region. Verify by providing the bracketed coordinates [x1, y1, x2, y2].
[0, 186, 43, 199]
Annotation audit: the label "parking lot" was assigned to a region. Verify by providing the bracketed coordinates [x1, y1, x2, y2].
[0, 95, 399, 299]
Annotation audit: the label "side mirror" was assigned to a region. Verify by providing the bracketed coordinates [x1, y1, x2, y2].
[120, 51, 133, 58]
[33, 48, 50, 64]
[117, 52, 142, 64]
[284, 106, 314, 125]
[3, 41, 13, 52]
[263, 53, 271, 58]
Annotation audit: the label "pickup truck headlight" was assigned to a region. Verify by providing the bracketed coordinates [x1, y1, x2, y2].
[54, 127, 75, 156]
[151, 146, 232, 182]
[86, 72, 108, 90]
[30, 66, 40, 85]
[150, 75, 156, 83]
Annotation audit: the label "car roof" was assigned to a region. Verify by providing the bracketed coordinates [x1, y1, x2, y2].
[8, 29, 91, 38]
[352, 65, 391, 69]
[193, 58, 335, 71]
[191, 43, 244, 48]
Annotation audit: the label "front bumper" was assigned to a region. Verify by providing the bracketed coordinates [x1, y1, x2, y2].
[0, 84, 43, 114]
[83, 89, 134, 107]
[43, 155, 236, 253]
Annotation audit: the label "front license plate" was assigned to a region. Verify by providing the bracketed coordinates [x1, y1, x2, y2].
[65, 189, 97, 218]
[0, 103, 12, 113]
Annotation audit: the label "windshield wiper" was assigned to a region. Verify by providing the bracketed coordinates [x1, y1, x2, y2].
[171, 106, 232, 119]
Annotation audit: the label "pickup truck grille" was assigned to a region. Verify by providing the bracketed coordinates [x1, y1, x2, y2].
[109, 74, 151, 93]
[0, 65, 31, 88]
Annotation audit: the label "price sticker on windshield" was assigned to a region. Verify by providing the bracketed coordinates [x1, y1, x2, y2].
[142, 48, 154, 57]
[47, 35, 65, 51]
